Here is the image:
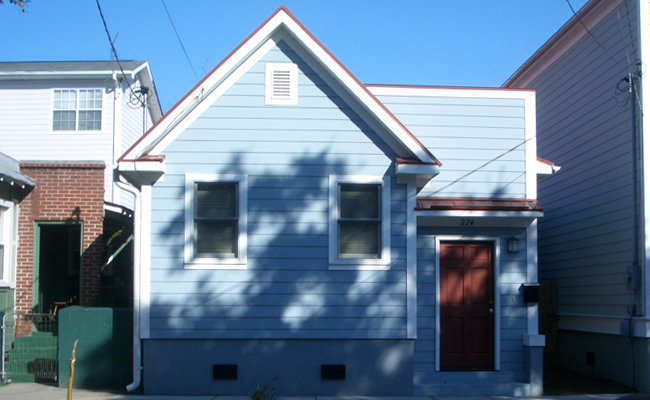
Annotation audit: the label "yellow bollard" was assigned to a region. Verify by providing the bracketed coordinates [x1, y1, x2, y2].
[67, 340, 79, 400]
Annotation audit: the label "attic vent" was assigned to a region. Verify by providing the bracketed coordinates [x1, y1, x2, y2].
[265, 63, 298, 105]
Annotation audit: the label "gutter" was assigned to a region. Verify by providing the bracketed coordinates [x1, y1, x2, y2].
[115, 173, 143, 392]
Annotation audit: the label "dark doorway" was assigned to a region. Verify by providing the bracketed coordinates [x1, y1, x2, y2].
[440, 241, 495, 370]
[34, 223, 82, 314]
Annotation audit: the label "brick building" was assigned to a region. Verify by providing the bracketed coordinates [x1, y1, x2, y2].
[0, 61, 161, 335]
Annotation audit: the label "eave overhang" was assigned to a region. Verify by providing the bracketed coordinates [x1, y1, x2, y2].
[395, 158, 440, 188]
[118, 6, 440, 167]
[416, 197, 543, 228]
[536, 157, 561, 178]
[117, 155, 166, 187]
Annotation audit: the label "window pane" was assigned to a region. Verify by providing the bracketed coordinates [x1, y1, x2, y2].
[78, 111, 101, 130]
[53, 110, 76, 131]
[54, 90, 76, 110]
[196, 220, 238, 257]
[340, 184, 379, 219]
[197, 182, 237, 218]
[339, 221, 379, 257]
[79, 89, 102, 109]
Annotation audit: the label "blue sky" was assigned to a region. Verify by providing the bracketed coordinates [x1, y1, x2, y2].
[1, 0, 589, 113]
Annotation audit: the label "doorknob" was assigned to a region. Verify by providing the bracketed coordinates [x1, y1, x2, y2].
[489, 309, 494, 314]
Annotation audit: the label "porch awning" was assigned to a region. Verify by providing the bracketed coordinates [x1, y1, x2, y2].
[416, 197, 543, 212]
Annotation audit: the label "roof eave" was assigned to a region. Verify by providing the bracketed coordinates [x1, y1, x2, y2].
[119, 6, 441, 165]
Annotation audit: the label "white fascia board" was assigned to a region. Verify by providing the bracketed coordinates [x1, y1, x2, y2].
[131, 61, 148, 79]
[536, 160, 561, 176]
[396, 163, 440, 176]
[0, 70, 128, 80]
[278, 14, 436, 164]
[122, 16, 283, 160]
[117, 160, 166, 187]
[367, 85, 535, 100]
[118, 160, 165, 173]
[417, 210, 543, 219]
[524, 91, 537, 200]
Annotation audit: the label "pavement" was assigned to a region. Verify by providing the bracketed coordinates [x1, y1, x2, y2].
[0, 383, 646, 400]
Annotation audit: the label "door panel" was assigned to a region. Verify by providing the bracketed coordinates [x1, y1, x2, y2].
[440, 241, 495, 370]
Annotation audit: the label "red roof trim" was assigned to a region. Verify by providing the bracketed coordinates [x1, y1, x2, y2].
[119, 6, 442, 166]
[367, 84, 535, 93]
[118, 7, 288, 163]
[416, 197, 543, 212]
[277, 9, 441, 166]
[395, 157, 438, 166]
[536, 157, 555, 166]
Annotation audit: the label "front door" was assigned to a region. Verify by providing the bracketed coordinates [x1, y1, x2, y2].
[440, 241, 494, 370]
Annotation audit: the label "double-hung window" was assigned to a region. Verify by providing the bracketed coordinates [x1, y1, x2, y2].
[184, 174, 247, 269]
[329, 175, 391, 269]
[53, 89, 103, 131]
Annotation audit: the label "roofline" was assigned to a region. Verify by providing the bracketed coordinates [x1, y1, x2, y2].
[119, 6, 441, 166]
[368, 84, 536, 101]
[275, 8, 441, 165]
[118, 7, 287, 163]
[0, 60, 163, 122]
[0, 61, 149, 80]
[367, 83, 535, 92]
[503, 0, 620, 88]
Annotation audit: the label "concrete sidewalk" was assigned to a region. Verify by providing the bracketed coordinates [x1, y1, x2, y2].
[0, 384, 644, 400]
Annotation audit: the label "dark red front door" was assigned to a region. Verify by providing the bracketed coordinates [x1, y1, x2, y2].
[440, 241, 495, 370]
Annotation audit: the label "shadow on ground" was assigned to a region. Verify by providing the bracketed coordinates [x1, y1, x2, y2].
[544, 367, 636, 396]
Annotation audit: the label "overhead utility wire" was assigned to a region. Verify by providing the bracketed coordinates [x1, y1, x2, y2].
[565, 0, 629, 72]
[161, 0, 200, 82]
[96, 0, 149, 112]
[95, 0, 132, 88]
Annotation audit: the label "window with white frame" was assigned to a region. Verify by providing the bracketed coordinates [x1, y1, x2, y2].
[184, 174, 247, 269]
[329, 175, 391, 269]
[53, 89, 103, 131]
[0, 202, 13, 286]
[265, 63, 298, 105]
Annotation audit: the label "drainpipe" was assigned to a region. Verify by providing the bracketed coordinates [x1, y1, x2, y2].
[115, 173, 142, 392]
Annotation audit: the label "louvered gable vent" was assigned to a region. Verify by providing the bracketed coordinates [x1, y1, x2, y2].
[265, 63, 298, 105]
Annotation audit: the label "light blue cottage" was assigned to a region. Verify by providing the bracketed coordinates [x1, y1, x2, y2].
[117, 6, 554, 397]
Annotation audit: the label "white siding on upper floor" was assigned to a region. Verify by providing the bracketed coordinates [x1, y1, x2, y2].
[0, 76, 155, 210]
[0, 80, 115, 162]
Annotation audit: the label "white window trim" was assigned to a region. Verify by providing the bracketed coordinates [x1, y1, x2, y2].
[328, 175, 391, 270]
[0, 200, 15, 287]
[265, 63, 298, 105]
[184, 173, 248, 269]
[51, 88, 104, 133]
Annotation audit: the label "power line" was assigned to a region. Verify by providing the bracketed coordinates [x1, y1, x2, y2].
[564, 0, 629, 72]
[95, 0, 148, 110]
[161, 0, 200, 82]
[95, 0, 130, 85]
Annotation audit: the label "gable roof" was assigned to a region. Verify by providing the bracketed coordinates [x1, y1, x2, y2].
[119, 6, 440, 166]
[0, 60, 163, 122]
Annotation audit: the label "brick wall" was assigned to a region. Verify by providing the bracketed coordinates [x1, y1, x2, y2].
[15, 161, 105, 334]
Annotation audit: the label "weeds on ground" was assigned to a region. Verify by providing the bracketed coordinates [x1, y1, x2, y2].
[250, 376, 278, 400]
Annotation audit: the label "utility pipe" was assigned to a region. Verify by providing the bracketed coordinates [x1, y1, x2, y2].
[115, 173, 142, 392]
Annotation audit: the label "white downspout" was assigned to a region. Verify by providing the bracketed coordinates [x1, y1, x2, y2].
[115, 173, 142, 392]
